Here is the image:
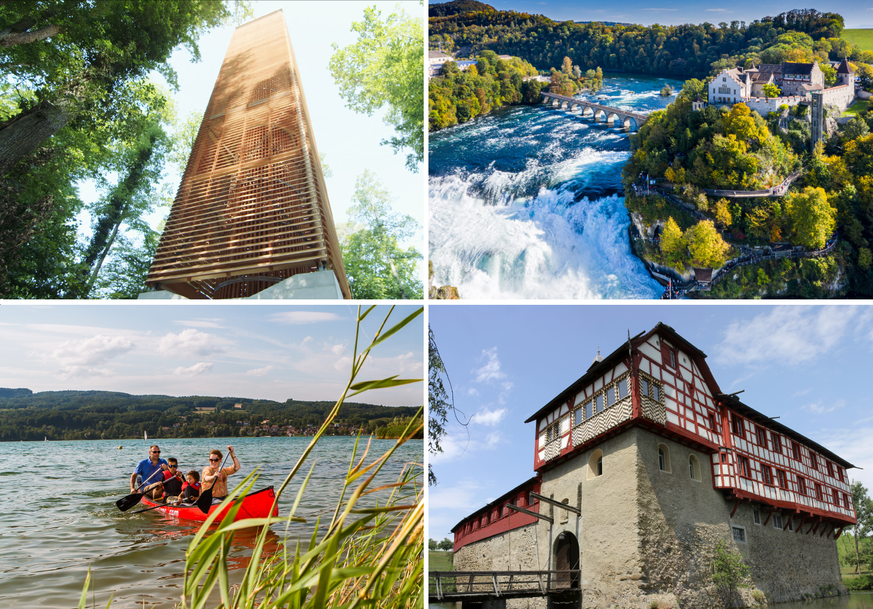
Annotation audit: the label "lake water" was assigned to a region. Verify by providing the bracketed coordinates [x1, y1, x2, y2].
[0, 436, 422, 608]
[429, 73, 684, 300]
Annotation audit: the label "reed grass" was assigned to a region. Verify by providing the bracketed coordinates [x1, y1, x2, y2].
[80, 305, 423, 609]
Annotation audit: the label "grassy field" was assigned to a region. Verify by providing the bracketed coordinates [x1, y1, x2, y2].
[430, 551, 453, 572]
[843, 29, 873, 53]
[843, 99, 869, 117]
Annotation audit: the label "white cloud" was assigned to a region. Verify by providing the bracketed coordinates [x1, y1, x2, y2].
[473, 347, 505, 383]
[270, 311, 343, 325]
[176, 318, 225, 329]
[332, 344, 346, 356]
[706, 8, 731, 12]
[641, 7, 678, 11]
[56, 366, 115, 380]
[715, 306, 858, 367]
[804, 399, 844, 415]
[467, 387, 479, 397]
[246, 365, 274, 377]
[471, 407, 507, 427]
[158, 328, 224, 357]
[173, 362, 213, 376]
[52, 335, 134, 367]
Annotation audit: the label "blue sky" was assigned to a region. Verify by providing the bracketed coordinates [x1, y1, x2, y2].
[0, 304, 423, 407]
[81, 1, 424, 252]
[428, 304, 873, 541]
[430, 0, 873, 29]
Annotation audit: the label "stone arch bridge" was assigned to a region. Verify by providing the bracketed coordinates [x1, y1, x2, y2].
[541, 92, 648, 131]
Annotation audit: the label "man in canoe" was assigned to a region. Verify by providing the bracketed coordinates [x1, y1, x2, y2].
[130, 445, 168, 500]
[202, 445, 240, 502]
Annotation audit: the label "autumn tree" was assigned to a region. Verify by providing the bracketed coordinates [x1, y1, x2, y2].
[330, 5, 424, 171]
[785, 187, 836, 249]
[685, 220, 731, 268]
[762, 83, 781, 98]
[660, 217, 685, 266]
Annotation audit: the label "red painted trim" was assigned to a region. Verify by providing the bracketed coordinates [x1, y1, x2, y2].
[630, 352, 642, 420]
[762, 511, 772, 527]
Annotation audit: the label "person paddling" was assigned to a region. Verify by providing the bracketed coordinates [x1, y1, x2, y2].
[130, 445, 167, 501]
[201, 446, 240, 502]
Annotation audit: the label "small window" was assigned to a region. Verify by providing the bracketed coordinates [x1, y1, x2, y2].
[815, 483, 823, 501]
[753, 509, 761, 525]
[777, 469, 787, 489]
[810, 453, 818, 470]
[792, 443, 800, 460]
[659, 448, 666, 471]
[773, 514, 783, 529]
[689, 454, 701, 480]
[762, 465, 772, 486]
[787, 518, 794, 531]
[756, 426, 766, 447]
[640, 378, 649, 397]
[798, 476, 807, 495]
[606, 386, 616, 407]
[652, 384, 660, 401]
[844, 493, 850, 509]
[731, 526, 746, 543]
[772, 434, 782, 453]
[739, 456, 750, 478]
[618, 378, 629, 399]
[833, 488, 840, 505]
[595, 394, 604, 413]
[827, 461, 834, 478]
[709, 414, 717, 432]
[669, 350, 676, 368]
[588, 449, 604, 479]
[731, 415, 743, 437]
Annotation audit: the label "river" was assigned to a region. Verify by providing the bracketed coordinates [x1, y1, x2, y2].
[0, 436, 422, 608]
[428, 73, 685, 300]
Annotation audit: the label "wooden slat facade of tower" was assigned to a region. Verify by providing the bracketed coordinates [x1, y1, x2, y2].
[145, 10, 350, 299]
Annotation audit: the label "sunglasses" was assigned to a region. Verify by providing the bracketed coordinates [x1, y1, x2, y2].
[168, 465, 177, 468]
[150, 450, 161, 453]
[209, 458, 220, 462]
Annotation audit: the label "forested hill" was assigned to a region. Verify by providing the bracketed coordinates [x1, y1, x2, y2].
[429, 1, 494, 18]
[429, 6, 850, 77]
[0, 389, 421, 441]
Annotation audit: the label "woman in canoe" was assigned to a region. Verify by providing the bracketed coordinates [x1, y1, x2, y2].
[202, 445, 240, 502]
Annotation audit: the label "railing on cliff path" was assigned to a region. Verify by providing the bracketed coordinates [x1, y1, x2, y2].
[429, 570, 581, 602]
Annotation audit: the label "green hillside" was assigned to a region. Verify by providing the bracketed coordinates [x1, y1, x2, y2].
[843, 29, 873, 53]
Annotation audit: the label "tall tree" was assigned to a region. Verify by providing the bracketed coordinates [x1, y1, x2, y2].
[428, 325, 459, 486]
[340, 170, 423, 299]
[329, 5, 424, 172]
[785, 186, 836, 250]
[0, 0, 250, 177]
[685, 220, 731, 268]
[850, 481, 873, 574]
[660, 216, 685, 266]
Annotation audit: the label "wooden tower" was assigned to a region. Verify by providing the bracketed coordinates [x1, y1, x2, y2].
[145, 10, 350, 299]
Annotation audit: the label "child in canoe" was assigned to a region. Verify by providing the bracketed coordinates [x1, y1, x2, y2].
[162, 457, 185, 502]
[180, 470, 201, 503]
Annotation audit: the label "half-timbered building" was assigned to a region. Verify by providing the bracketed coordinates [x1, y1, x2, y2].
[451, 323, 856, 608]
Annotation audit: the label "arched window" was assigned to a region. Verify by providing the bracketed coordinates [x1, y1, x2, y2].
[657, 443, 671, 473]
[689, 454, 701, 481]
[588, 449, 604, 479]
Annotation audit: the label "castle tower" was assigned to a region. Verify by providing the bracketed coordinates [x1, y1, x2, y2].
[810, 89, 825, 153]
[836, 57, 855, 87]
[145, 11, 350, 299]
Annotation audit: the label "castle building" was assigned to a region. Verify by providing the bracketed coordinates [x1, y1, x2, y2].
[144, 11, 350, 299]
[707, 59, 855, 115]
[451, 323, 856, 608]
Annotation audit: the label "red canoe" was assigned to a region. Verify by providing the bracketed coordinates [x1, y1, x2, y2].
[139, 486, 279, 522]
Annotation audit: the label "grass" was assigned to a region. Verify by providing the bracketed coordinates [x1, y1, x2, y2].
[429, 551, 453, 572]
[843, 99, 869, 118]
[79, 305, 425, 609]
[843, 29, 873, 53]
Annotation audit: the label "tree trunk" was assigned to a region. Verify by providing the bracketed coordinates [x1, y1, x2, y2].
[855, 525, 861, 574]
[0, 24, 59, 48]
[0, 98, 75, 177]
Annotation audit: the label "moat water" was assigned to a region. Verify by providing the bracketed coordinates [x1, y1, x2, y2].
[430, 590, 873, 609]
[428, 73, 684, 300]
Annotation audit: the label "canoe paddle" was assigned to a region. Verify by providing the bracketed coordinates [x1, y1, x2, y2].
[195, 452, 230, 514]
[116, 466, 165, 512]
